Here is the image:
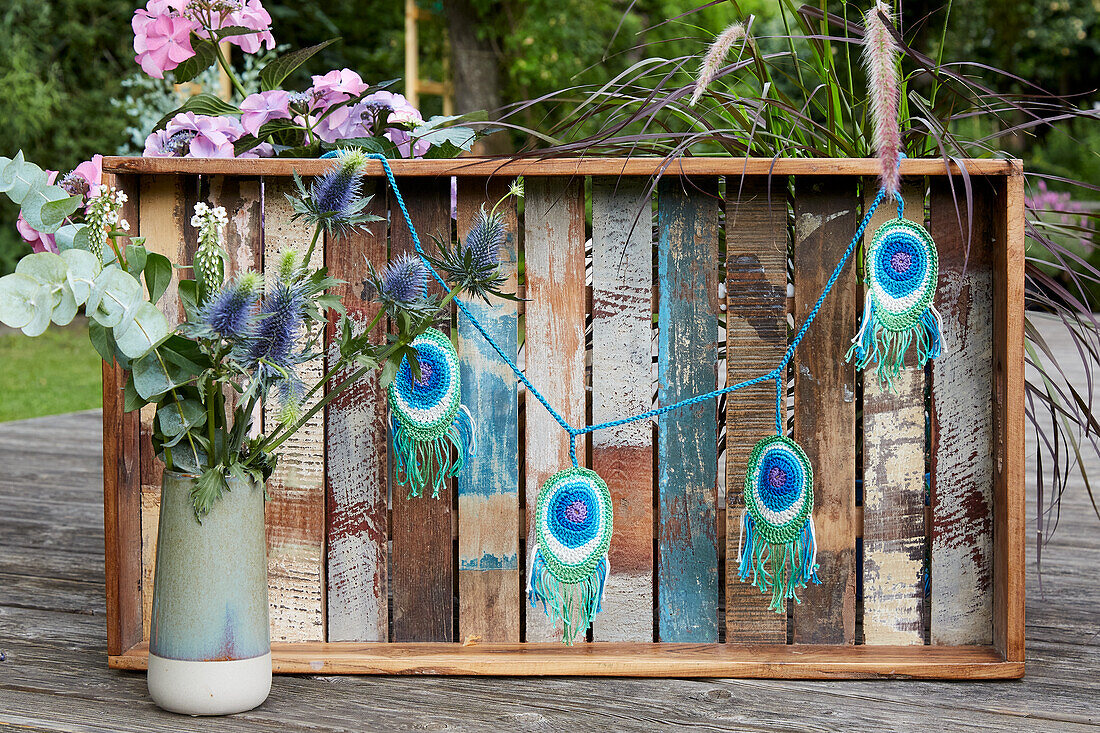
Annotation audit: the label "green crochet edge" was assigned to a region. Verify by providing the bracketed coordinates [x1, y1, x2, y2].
[742, 435, 814, 545]
[866, 218, 939, 332]
[534, 466, 613, 585]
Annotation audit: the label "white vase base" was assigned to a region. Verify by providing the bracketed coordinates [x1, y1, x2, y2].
[147, 652, 272, 715]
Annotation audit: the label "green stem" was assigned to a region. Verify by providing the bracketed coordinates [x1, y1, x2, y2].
[302, 226, 323, 269]
[211, 37, 248, 100]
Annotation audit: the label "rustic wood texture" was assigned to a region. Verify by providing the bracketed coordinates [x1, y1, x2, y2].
[656, 176, 719, 643]
[456, 177, 521, 642]
[991, 170, 1027, 662]
[861, 181, 929, 645]
[134, 174, 189, 640]
[791, 176, 858, 645]
[929, 178, 996, 646]
[104, 156, 1020, 178]
[723, 176, 790, 642]
[590, 177, 655, 642]
[522, 176, 587, 643]
[11, 405, 1095, 728]
[388, 176, 455, 643]
[324, 180, 389, 642]
[262, 177, 326, 643]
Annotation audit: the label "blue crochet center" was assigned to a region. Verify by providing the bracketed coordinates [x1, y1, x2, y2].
[395, 340, 450, 409]
[548, 481, 600, 548]
[875, 229, 927, 297]
[757, 447, 805, 513]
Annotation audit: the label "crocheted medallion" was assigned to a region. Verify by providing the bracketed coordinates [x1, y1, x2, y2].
[737, 435, 820, 612]
[388, 327, 475, 498]
[848, 217, 944, 390]
[528, 466, 613, 645]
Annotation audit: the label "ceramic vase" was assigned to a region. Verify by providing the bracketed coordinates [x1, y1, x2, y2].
[147, 471, 271, 715]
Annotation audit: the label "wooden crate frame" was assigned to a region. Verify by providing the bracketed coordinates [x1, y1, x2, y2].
[99, 157, 1025, 678]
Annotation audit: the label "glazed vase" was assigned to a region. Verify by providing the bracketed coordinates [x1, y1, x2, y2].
[147, 471, 271, 715]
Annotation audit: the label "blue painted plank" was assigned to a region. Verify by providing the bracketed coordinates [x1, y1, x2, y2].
[656, 176, 720, 642]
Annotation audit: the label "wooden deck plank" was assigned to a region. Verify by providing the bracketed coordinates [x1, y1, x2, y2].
[522, 176, 587, 643]
[324, 179, 389, 642]
[929, 178, 996, 646]
[456, 177, 521, 642]
[262, 177, 326, 643]
[590, 177, 655, 642]
[791, 176, 859, 644]
[388, 176, 455, 643]
[656, 176, 719, 643]
[723, 175, 790, 642]
[861, 181, 928, 645]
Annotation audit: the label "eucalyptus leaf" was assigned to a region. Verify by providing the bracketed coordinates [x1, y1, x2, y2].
[113, 301, 170, 359]
[2, 157, 50, 204]
[50, 283, 78, 326]
[61, 249, 102, 304]
[56, 223, 91, 253]
[0, 272, 41, 329]
[21, 284, 55, 337]
[157, 398, 206, 437]
[87, 267, 144, 329]
[21, 188, 82, 234]
[15, 252, 67, 287]
[0, 151, 26, 194]
[132, 351, 186, 400]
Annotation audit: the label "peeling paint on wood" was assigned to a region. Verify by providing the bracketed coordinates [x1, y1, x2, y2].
[389, 177, 454, 642]
[523, 177, 586, 643]
[591, 177, 654, 642]
[862, 181, 927, 646]
[324, 180, 388, 642]
[457, 177, 521, 642]
[792, 176, 857, 645]
[656, 176, 719, 643]
[263, 177, 325, 643]
[724, 176, 789, 643]
[930, 179, 995, 646]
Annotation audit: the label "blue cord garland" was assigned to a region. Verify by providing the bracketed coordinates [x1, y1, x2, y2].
[367, 153, 898, 467]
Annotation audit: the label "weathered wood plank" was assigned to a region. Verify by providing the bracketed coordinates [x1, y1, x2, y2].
[523, 176, 587, 643]
[929, 178, 995, 645]
[723, 176, 790, 642]
[862, 181, 929, 645]
[324, 179, 389, 642]
[590, 177, 654, 642]
[389, 176, 454, 642]
[791, 175, 858, 645]
[456, 177, 521, 642]
[656, 176, 719, 643]
[262, 177, 325, 643]
[135, 174, 189, 640]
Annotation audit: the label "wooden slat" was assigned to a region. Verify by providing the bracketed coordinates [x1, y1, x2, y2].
[723, 176, 789, 642]
[928, 178, 995, 646]
[262, 177, 325, 643]
[109, 641, 1021, 679]
[456, 177, 521, 642]
[991, 170, 1027, 663]
[656, 176, 719, 643]
[791, 176, 858, 645]
[324, 180, 389, 642]
[135, 174, 188, 640]
[861, 181, 927, 645]
[523, 176, 587, 643]
[389, 177, 454, 642]
[590, 177, 654, 642]
[104, 156, 1019, 178]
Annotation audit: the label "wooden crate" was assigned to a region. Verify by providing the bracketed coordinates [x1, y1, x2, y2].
[99, 157, 1025, 678]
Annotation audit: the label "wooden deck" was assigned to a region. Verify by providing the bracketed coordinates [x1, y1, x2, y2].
[1, 313, 1097, 731]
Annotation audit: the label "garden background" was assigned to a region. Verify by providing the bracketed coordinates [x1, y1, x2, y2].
[1, 0, 1096, 421]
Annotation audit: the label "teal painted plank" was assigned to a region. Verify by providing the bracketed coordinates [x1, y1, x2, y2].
[656, 176, 720, 642]
[456, 177, 521, 641]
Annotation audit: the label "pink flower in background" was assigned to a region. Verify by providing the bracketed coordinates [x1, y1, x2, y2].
[312, 104, 368, 143]
[133, 0, 197, 79]
[143, 129, 174, 157]
[200, 0, 276, 54]
[16, 171, 59, 254]
[360, 91, 427, 157]
[310, 69, 368, 107]
[143, 113, 245, 158]
[58, 154, 104, 204]
[238, 142, 275, 158]
[240, 90, 292, 136]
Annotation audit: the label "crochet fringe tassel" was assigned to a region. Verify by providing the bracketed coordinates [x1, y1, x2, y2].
[527, 548, 609, 646]
[737, 511, 820, 612]
[391, 405, 476, 498]
[846, 297, 944, 390]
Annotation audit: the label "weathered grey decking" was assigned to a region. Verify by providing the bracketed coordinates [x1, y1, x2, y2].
[1, 313, 1097, 731]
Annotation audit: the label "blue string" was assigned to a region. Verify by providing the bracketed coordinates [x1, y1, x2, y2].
[367, 154, 891, 467]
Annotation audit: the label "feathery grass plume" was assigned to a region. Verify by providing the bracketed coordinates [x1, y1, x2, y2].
[690, 22, 747, 107]
[863, 0, 902, 196]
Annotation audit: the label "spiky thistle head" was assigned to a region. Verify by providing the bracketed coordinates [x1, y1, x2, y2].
[380, 252, 428, 305]
[247, 277, 306, 372]
[289, 149, 381, 237]
[199, 273, 260, 342]
[428, 205, 515, 304]
[863, 0, 902, 197]
[690, 22, 748, 107]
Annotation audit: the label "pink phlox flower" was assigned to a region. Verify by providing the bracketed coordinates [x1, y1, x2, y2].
[16, 170, 59, 254]
[239, 90, 292, 136]
[133, 0, 197, 79]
